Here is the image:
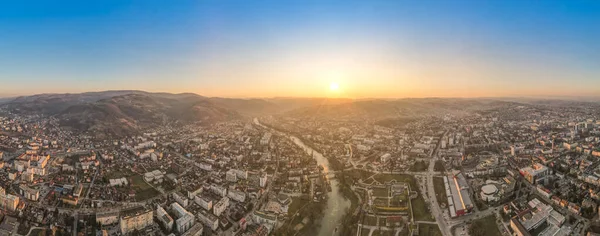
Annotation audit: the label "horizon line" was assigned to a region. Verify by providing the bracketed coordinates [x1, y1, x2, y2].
[1, 89, 600, 101]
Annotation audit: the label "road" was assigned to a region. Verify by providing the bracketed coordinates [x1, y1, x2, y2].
[80, 168, 99, 208]
[328, 168, 444, 177]
[419, 130, 451, 236]
[419, 131, 502, 235]
[424, 156, 451, 236]
[73, 212, 78, 236]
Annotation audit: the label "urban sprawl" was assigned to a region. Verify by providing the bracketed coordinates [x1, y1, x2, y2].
[0, 102, 599, 236]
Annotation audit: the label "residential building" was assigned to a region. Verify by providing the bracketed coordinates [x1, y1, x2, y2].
[213, 197, 229, 216]
[0, 192, 19, 212]
[119, 207, 154, 234]
[226, 169, 238, 182]
[157, 205, 174, 231]
[181, 223, 203, 236]
[520, 163, 550, 184]
[197, 210, 219, 231]
[96, 212, 119, 226]
[210, 184, 227, 197]
[19, 185, 39, 201]
[173, 192, 189, 207]
[171, 202, 195, 234]
[194, 195, 213, 211]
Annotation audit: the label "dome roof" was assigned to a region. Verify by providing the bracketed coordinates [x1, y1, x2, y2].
[481, 184, 498, 195]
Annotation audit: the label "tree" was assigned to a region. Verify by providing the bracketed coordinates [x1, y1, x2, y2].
[469, 224, 486, 236]
[566, 215, 576, 225]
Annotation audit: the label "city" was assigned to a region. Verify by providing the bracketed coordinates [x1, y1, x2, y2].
[1, 1, 600, 236]
[0, 95, 599, 236]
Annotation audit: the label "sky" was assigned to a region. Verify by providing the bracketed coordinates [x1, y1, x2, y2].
[1, 0, 599, 98]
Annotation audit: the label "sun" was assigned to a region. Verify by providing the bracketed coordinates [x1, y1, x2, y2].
[329, 82, 340, 91]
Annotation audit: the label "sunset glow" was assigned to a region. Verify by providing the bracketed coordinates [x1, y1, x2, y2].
[329, 82, 340, 92]
[0, 1, 599, 98]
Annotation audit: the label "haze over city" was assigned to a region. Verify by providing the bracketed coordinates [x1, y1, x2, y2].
[1, 1, 599, 98]
[2, 2, 600, 236]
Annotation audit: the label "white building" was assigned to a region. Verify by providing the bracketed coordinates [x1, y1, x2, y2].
[253, 211, 277, 225]
[380, 153, 391, 163]
[197, 162, 212, 171]
[173, 192, 189, 207]
[187, 187, 203, 199]
[19, 185, 39, 201]
[197, 210, 219, 231]
[181, 223, 203, 236]
[171, 202, 195, 234]
[133, 141, 156, 150]
[213, 197, 230, 216]
[260, 174, 268, 188]
[234, 169, 248, 179]
[157, 205, 174, 231]
[226, 169, 238, 182]
[228, 189, 246, 203]
[144, 170, 164, 183]
[109, 177, 128, 187]
[194, 195, 213, 211]
[480, 184, 500, 202]
[210, 185, 227, 197]
[520, 163, 549, 184]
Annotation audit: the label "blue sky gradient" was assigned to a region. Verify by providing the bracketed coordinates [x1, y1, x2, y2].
[1, 1, 599, 97]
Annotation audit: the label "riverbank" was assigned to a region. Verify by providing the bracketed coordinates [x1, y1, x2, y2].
[255, 119, 353, 236]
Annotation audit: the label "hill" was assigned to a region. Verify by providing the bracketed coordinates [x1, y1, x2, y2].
[2, 91, 359, 137]
[55, 93, 240, 137]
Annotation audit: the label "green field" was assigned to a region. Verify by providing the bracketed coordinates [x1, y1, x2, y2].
[29, 228, 48, 236]
[372, 187, 389, 197]
[345, 169, 373, 182]
[410, 161, 429, 172]
[130, 175, 161, 201]
[288, 197, 309, 217]
[418, 223, 442, 236]
[373, 174, 417, 188]
[105, 168, 134, 179]
[411, 194, 434, 221]
[433, 177, 448, 207]
[469, 215, 502, 236]
[371, 174, 432, 221]
[372, 230, 396, 236]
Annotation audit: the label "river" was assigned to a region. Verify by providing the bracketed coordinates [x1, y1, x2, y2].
[254, 119, 351, 236]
